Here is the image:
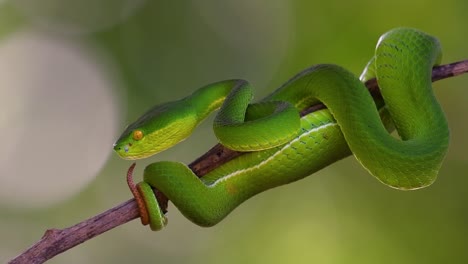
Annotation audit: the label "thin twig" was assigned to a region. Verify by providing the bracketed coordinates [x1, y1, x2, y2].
[8, 60, 468, 264]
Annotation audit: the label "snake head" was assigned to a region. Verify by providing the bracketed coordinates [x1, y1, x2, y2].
[114, 100, 198, 160]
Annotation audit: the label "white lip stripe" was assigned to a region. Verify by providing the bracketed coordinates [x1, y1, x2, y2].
[208, 122, 338, 187]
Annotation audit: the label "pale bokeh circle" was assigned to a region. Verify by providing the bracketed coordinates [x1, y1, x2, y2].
[0, 30, 120, 208]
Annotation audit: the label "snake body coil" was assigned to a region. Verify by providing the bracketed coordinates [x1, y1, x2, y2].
[114, 28, 449, 231]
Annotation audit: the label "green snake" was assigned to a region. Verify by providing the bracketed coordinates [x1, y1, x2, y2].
[114, 28, 449, 231]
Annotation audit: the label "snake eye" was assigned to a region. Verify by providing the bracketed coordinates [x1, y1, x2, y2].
[132, 130, 144, 141]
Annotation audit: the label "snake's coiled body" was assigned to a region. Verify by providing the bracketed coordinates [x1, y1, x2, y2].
[114, 28, 449, 231]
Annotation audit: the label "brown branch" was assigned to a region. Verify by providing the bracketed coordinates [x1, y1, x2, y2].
[8, 60, 468, 264]
[9, 200, 140, 264]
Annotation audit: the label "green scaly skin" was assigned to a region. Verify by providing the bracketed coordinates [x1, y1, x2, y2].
[114, 28, 449, 231]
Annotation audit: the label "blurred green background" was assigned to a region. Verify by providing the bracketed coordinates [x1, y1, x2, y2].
[1, 0, 467, 263]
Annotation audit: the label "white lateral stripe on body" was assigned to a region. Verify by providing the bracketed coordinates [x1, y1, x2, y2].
[209, 122, 338, 187]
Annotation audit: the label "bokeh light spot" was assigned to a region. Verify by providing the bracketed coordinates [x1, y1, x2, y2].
[0, 30, 121, 209]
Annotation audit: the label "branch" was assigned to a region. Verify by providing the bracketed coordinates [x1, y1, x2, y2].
[8, 60, 468, 264]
